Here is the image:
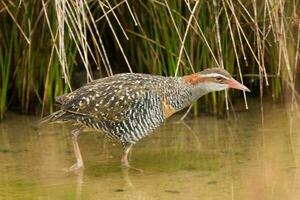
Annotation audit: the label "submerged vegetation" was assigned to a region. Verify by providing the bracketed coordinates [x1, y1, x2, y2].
[0, 0, 299, 120]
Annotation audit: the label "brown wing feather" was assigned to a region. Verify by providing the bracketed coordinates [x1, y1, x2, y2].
[57, 73, 162, 122]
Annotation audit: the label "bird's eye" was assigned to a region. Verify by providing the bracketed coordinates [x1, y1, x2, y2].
[215, 77, 223, 82]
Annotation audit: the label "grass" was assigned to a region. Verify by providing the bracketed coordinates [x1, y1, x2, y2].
[0, 0, 76, 118]
[0, 0, 299, 120]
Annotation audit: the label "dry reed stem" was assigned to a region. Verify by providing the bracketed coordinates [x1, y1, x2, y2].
[228, 0, 248, 67]
[96, 0, 126, 22]
[251, 0, 265, 120]
[1, 1, 30, 44]
[42, 0, 60, 57]
[77, 0, 92, 82]
[98, 0, 133, 73]
[187, 7, 221, 68]
[226, 0, 267, 82]
[82, 0, 113, 76]
[65, 0, 103, 79]
[252, 0, 269, 87]
[294, 21, 300, 82]
[213, 0, 224, 69]
[131, 6, 140, 26]
[58, 0, 118, 80]
[164, 0, 194, 73]
[180, 104, 193, 121]
[63, 1, 91, 72]
[175, 1, 199, 76]
[261, 1, 268, 87]
[265, 0, 277, 41]
[212, 0, 229, 110]
[127, 12, 164, 71]
[77, 0, 103, 79]
[222, 0, 248, 109]
[237, 0, 269, 86]
[104, 0, 129, 40]
[56, 0, 72, 90]
[237, 0, 264, 35]
[279, 0, 293, 82]
[292, 22, 300, 110]
[76, 1, 98, 79]
[125, 0, 138, 26]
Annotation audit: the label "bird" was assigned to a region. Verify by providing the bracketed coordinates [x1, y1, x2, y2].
[41, 67, 250, 171]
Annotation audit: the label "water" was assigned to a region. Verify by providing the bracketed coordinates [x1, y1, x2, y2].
[0, 99, 300, 200]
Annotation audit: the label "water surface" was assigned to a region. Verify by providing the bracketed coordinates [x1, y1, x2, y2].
[1, 99, 300, 200]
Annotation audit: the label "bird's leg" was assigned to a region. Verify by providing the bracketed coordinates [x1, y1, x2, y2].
[69, 128, 84, 171]
[121, 144, 132, 167]
[121, 144, 143, 173]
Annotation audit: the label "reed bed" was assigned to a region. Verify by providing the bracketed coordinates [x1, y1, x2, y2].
[0, 0, 299, 120]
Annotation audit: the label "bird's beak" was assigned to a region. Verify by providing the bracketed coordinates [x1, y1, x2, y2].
[227, 78, 251, 92]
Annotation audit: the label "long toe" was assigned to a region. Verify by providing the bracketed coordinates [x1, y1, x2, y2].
[67, 162, 84, 172]
[121, 163, 144, 173]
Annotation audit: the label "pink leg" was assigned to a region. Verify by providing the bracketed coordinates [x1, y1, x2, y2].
[121, 145, 143, 173]
[121, 144, 132, 167]
[69, 128, 84, 171]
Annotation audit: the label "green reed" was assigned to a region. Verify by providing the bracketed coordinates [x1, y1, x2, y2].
[0, 0, 299, 120]
[123, 0, 299, 114]
[0, 1, 76, 120]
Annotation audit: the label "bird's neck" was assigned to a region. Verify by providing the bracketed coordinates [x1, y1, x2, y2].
[189, 83, 217, 101]
[183, 73, 213, 101]
[162, 77, 220, 113]
[161, 77, 193, 112]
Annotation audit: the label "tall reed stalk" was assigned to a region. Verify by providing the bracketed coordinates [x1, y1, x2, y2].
[0, 0, 76, 119]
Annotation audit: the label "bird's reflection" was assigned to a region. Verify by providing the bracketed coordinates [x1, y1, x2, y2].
[120, 168, 159, 200]
[121, 168, 134, 188]
[72, 166, 159, 200]
[75, 170, 84, 200]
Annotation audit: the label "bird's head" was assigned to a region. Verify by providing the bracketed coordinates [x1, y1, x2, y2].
[183, 68, 250, 99]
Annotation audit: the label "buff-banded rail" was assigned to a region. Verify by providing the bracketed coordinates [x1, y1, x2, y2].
[42, 68, 250, 171]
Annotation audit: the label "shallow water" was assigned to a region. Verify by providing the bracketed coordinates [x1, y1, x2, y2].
[1, 99, 300, 200]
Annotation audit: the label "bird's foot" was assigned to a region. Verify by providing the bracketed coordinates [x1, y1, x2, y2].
[120, 145, 143, 173]
[67, 162, 84, 172]
[121, 162, 143, 174]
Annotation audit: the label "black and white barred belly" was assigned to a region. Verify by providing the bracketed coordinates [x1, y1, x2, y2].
[83, 92, 164, 147]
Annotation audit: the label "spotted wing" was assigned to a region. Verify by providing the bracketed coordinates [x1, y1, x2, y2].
[58, 75, 156, 122]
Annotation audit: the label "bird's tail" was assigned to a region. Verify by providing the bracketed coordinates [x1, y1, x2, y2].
[39, 110, 67, 124]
